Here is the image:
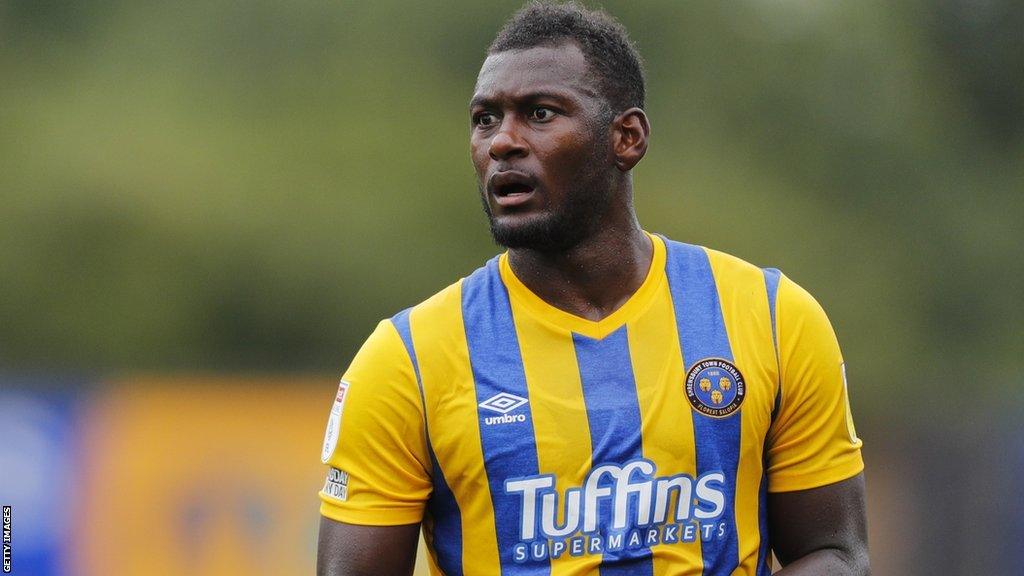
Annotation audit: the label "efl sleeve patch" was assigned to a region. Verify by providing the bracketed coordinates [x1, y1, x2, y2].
[320, 380, 351, 463]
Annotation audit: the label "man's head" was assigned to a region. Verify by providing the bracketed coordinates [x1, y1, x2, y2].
[471, 1, 650, 252]
[488, 1, 646, 117]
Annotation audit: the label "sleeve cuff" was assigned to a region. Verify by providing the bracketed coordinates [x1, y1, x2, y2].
[319, 494, 424, 526]
[767, 457, 864, 493]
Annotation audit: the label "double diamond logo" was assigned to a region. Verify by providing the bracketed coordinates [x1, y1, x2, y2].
[479, 392, 528, 414]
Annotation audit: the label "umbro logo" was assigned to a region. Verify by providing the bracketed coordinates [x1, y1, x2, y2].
[479, 392, 528, 414]
[479, 392, 529, 425]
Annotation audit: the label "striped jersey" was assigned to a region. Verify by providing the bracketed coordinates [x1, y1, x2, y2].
[319, 233, 863, 575]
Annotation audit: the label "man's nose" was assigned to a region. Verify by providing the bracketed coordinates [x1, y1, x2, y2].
[488, 120, 528, 160]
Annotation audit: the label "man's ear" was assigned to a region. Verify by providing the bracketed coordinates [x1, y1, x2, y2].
[612, 107, 650, 172]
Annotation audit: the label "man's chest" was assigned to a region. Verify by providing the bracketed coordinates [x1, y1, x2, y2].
[424, 336, 778, 487]
[417, 323, 776, 566]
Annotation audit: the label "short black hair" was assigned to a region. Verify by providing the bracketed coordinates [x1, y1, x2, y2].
[488, 1, 646, 115]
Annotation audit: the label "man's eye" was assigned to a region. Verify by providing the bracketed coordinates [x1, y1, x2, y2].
[474, 113, 497, 127]
[531, 107, 556, 121]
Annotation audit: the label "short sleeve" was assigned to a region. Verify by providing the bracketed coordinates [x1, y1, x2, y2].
[766, 274, 864, 493]
[318, 319, 432, 525]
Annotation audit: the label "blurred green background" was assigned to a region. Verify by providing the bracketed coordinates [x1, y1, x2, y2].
[1, 0, 1022, 574]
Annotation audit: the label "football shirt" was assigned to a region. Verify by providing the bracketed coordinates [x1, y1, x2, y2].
[319, 233, 863, 575]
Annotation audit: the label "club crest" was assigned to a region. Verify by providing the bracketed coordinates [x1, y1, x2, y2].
[684, 358, 745, 418]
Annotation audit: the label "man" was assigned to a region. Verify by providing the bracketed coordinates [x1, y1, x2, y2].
[317, 2, 869, 575]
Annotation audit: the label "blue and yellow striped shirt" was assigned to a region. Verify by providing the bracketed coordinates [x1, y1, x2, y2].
[320, 233, 863, 575]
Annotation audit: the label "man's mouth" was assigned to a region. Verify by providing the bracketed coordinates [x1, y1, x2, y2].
[489, 171, 537, 207]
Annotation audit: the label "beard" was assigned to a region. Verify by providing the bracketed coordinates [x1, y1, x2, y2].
[479, 141, 615, 253]
[480, 182, 613, 252]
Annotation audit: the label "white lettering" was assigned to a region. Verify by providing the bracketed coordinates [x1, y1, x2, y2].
[694, 473, 726, 519]
[505, 460, 728, 544]
[505, 476, 554, 540]
[513, 543, 527, 562]
[484, 413, 528, 426]
[663, 524, 679, 543]
[551, 540, 567, 559]
[701, 523, 716, 541]
[541, 488, 581, 537]
[682, 524, 697, 542]
[582, 465, 616, 532]
[653, 475, 694, 522]
[612, 460, 655, 529]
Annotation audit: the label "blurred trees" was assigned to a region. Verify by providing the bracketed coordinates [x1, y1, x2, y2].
[1, 0, 1020, 418]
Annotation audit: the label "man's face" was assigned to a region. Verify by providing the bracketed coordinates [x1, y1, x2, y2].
[470, 42, 616, 252]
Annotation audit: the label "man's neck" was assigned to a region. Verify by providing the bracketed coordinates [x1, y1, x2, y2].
[506, 217, 653, 322]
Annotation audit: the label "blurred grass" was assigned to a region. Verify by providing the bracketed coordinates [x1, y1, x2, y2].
[0, 0, 1021, 421]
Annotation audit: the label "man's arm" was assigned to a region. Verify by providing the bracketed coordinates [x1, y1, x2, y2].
[317, 517, 421, 576]
[769, 473, 869, 575]
[315, 320, 433, 575]
[764, 272, 868, 573]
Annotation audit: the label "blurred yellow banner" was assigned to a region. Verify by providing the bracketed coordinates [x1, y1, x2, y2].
[70, 376, 421, 575]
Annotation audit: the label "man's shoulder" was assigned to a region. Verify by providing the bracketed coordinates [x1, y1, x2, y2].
[658, 235, 774, 285]
[659, 237, 830, 326]
[386, 254, 501, 331]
